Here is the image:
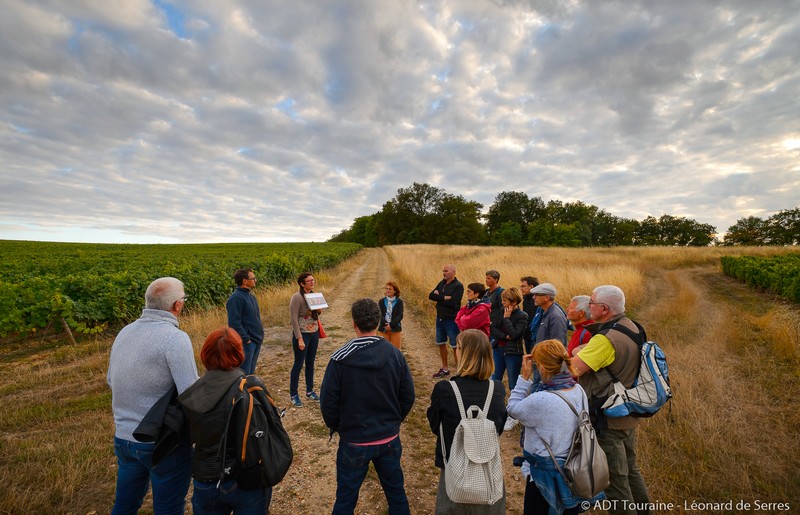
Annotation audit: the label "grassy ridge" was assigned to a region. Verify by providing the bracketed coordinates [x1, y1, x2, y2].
[0, 240, 361, 336]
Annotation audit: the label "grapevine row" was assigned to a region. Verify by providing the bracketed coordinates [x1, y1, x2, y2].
[720, 254, 800, 302]
[0, 241, 362, 337]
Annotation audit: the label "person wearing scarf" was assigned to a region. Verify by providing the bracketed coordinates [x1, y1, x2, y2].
[289, 272, 323, 408]
[378, 281, 404, 349]
[508, 339, 605, 515]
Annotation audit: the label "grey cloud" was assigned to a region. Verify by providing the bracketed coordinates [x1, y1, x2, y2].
[1, 0, 798, 243]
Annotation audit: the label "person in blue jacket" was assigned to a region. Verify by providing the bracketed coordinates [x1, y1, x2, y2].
[226, 268, 264, 375]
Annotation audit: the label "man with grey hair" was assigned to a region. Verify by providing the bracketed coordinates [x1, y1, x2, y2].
[566, 294, 593, 357]
[107, 277, 199, 515]
[572, 285, 651, 515]
[530, 282, 568, 346]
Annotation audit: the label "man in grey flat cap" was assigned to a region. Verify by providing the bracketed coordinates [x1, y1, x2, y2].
[530, 282, 568, 347]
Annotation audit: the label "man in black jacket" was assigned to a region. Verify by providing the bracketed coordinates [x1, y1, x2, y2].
[321, 299, 415, 515]
[428, 264, 464, 378]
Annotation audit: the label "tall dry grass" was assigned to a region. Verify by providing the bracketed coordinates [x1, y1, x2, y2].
[384, 244, 800, 508]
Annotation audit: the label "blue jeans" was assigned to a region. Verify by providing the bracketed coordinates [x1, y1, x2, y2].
[435, 318, 460, 347]
[333, 437, 410, 515]
[192, 479, 272, 515]
[290, 331, 319, 397]
[242, 341, 262, 375]
[492, 347, 522, 391]
[111, 437, 192, 515]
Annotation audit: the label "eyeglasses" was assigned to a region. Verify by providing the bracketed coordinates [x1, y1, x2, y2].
[588, 300, 608, 309]
[247, 277, 256, 281]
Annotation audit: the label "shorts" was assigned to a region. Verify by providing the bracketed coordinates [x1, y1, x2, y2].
[435, 318, 460, 348]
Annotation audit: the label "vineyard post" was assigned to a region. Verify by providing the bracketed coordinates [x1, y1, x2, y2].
[60, 317, 77, 346]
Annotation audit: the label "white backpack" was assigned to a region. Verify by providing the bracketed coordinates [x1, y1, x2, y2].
[440, 380, 504, 505]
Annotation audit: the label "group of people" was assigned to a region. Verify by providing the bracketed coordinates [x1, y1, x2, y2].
[107, 265, 652, 515]
[427, 265, 652, 514]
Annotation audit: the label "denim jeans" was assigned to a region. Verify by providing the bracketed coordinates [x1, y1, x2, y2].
[598, 428, 651, 515]
[242, 340, 262, 375]
[492, 347, 522, 391]
[333, 437, 410, 515]
[290, 331, 319, 397]
[111, 437, 192, 515]
[435, 318, 460, 347]
[192, 479, 272, 515]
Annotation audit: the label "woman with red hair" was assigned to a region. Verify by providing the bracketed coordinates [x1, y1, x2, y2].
[179, 327, 271, 514]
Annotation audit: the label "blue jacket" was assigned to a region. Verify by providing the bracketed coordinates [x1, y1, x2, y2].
[320, 336, 415, 443]
[226, 287, 264, 345]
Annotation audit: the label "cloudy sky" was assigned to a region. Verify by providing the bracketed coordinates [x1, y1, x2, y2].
[1, 0, 798, 243]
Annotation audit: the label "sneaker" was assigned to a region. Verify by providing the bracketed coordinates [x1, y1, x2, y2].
[503, 417, 519, 431]
[290, 395, 303, 408]
[432, 368, 450, 379]
[306, 391, 320, 401]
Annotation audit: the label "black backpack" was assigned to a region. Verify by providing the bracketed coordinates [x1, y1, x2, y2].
[220, 376, 293, 489]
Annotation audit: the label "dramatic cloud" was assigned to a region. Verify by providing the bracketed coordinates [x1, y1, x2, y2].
[1, 0, 798, 243]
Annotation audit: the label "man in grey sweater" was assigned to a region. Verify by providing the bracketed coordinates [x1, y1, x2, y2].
[107, 277, 199, 515]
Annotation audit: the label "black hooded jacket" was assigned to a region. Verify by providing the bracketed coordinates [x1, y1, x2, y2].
[178, 368, 245, 482]
[320, 336, 415, 443]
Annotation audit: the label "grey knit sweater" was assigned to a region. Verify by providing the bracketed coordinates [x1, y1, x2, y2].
[107, 309, 198, 442]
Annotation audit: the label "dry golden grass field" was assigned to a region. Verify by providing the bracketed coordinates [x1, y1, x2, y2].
[1, 245, 798, 514]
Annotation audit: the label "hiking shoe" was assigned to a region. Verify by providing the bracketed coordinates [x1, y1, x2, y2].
[432, 368, 450, 378]
[503, 417, 519, 431]
[306, 391, 320, 401]
[290, 395, 303, 408]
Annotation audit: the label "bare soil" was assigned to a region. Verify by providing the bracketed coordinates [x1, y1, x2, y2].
[262, 248, 529, 514]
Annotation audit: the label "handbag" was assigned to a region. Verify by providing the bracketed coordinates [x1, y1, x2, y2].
[318, 319, 327, 338]
[531, 389, 609, 499]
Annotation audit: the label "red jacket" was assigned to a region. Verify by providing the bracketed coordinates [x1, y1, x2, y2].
[455, 301, 491, 337]
[567, 318, 594, 357]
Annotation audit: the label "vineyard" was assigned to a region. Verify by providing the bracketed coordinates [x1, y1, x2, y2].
[721, 254, 800, 302]
[0, 240, 361, 337]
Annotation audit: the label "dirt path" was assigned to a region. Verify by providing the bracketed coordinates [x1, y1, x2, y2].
[263, 248, 540, 514]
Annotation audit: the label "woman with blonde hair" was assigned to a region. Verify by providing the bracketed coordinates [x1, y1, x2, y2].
[508, 339, 602, 514]
[427, 329, 508, 514]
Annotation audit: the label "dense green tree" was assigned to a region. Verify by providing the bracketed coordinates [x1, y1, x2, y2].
[724, 216, 768, 245]
[328, 182, 726, 248]
[426, 195, 486, 245]
[765, 208, 800, 245]
[329, 214, 381, 246]
[485, 191, 545, 244]
[635, 215, 716, 246]
[378, 182, 447, 244]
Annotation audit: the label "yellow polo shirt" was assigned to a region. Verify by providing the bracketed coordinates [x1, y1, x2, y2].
[577, 334, 616, 371]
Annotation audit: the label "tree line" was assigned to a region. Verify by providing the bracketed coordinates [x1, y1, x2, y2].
[328, 183, 799, 247]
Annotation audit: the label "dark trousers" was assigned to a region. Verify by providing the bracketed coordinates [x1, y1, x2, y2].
[290, 331, 319, 397]
[332, 437, 410, 515]
[524, 479, 579, 515]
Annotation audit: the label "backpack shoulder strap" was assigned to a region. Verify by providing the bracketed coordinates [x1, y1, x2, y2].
[481, 380, 495, 416]
[448, 380, 467, 420]
[610, 320, 647, 345]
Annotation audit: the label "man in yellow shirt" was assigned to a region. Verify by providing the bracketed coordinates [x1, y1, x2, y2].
[572, 285, 652, 515]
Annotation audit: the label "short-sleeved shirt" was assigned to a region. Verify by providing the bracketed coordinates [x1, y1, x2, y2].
[576, 334, 616, 372]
